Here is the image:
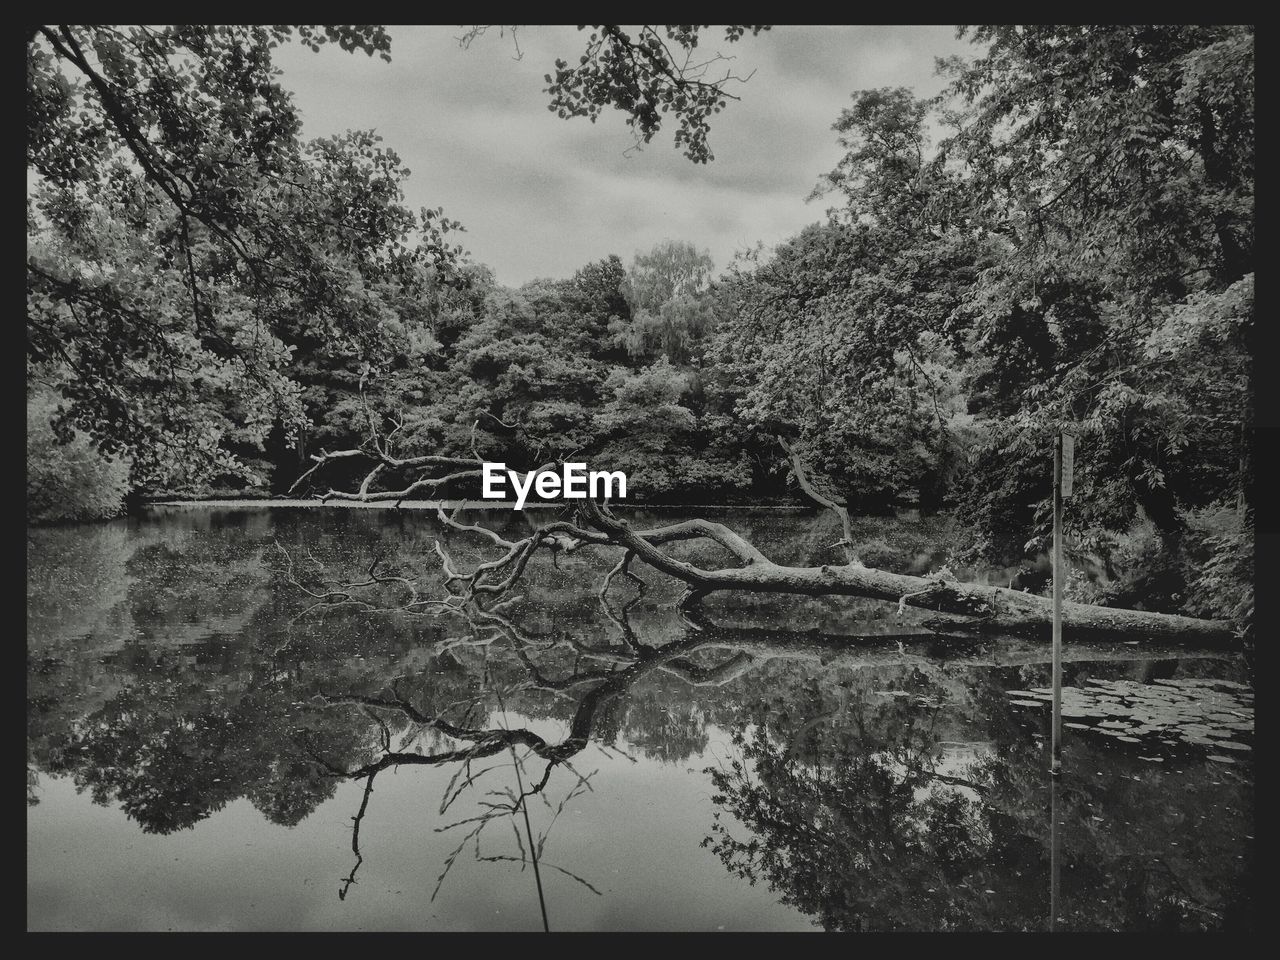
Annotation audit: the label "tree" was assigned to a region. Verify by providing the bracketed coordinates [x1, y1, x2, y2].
[937, 25, 1254, 563]
[626, 240, 715, 311]
[27, 26, 466, 491]
[616, 241, 716, 364]
[462, 25, 772, 163]
[290, 415, 1234, 643]
[708, 88, 989, 511]
[26, 26, 773, 496]
[591, 358, 751, 497]
[27, 384, 130, 523]
[810, 86, 933, 223]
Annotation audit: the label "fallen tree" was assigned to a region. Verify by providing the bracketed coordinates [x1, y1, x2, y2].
[288, 414, 1237, 647]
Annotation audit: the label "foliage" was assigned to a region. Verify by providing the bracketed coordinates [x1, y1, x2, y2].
[27, 385, 130, 523]
[1183, 526, 1253, 633]
[615, 241, 716, 364]
[27, 26, 464, 491]
[593, 358, 752, 496]
[541, 25, 771, 163]
[709, 168, 983, 508]
[338, 249, 763, 503]
[937, 25, 1254, 561]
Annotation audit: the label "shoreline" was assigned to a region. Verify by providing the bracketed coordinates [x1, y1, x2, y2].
[142, 498, 820, 513]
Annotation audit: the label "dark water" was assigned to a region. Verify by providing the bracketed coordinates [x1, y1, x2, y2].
[27, 507, 1254, 931]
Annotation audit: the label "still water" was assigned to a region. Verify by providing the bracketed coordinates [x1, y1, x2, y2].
[27, 507, 1254, 931]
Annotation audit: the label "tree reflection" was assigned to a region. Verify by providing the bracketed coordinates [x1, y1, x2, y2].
[701, 669, 1253, 931]
[26, 514, 1253, 930]
[702, 678, 1036, 931]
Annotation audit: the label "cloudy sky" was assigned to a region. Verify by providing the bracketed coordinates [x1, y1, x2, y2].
[274, 26, 978, 287]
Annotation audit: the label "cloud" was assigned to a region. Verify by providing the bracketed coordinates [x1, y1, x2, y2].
[274, 25, 977, 285]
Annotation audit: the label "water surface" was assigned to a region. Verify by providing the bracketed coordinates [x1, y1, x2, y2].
[27, 507, 1254, 931]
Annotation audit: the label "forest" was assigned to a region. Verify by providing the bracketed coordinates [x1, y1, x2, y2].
[27, 25, 1254, 642]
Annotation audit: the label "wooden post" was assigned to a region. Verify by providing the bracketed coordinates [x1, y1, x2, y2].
[1051, 432, 1063, 778]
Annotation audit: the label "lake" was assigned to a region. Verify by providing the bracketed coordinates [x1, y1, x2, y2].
[26, 506, 1254, 931]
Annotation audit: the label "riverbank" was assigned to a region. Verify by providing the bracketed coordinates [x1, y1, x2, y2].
[142, 498, 818, 514]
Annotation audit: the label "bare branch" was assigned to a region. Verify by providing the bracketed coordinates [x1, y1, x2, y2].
[285, 411, 1236, 645]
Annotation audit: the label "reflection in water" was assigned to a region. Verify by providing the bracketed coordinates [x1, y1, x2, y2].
[1050, 775, 1061, 933]
[27, 509, 1254, 931]
[1008, 679, 1253, 761]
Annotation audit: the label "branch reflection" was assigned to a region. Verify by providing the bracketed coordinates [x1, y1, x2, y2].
[27, 524, 1252, 930]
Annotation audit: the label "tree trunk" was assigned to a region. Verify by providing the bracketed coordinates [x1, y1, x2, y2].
[578, 499, 1235, 646]
[293, 434, 1238, 649]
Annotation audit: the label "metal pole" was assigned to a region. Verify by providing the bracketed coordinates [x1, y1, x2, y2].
[1051, 432, 1063, 778]
[1050, 774, 1061, 931]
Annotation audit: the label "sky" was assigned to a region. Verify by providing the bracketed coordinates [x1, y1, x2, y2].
[273, 26, 978, 288]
